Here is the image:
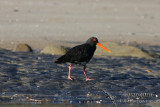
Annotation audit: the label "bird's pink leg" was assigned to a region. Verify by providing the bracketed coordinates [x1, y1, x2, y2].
[83, 66, 94, 81]
[68, 65, 74, 80]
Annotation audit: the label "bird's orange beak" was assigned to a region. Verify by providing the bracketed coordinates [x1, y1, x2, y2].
[97, 42, 111, 52]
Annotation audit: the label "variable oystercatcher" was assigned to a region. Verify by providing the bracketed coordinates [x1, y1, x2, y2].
[55, 37, 110, 81]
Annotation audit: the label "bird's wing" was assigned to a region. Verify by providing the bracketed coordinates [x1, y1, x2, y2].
[55, 44, 95, 64]
[66, 44, 95, 63]
[54, 44, 84, 63]
[65, 44, 86, 62]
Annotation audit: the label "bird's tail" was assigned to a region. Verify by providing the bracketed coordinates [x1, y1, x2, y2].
[54, 55, 66, 64]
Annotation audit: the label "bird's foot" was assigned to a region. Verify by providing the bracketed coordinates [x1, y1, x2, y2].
[68, 76, 74, 80]
[86, 78, 94, 81]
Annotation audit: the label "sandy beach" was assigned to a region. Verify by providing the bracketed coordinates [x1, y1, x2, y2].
[0, 0, 160, 50]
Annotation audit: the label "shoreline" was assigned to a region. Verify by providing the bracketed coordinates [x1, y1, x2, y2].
[0, 37, 160, 50]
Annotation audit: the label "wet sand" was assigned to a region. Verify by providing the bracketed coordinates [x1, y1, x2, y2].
[0, 49, 160, 106]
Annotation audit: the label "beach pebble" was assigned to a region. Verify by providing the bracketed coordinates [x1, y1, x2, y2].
[40, 45, 69, 55]
[95, 42, 152, 59]
[13, 43, 33, 52]
[0, 48, 7, 51]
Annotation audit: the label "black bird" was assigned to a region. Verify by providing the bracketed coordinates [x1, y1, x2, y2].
[55, 37, 110, 81]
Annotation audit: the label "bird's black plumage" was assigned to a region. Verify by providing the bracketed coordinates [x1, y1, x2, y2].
[55, 37, 98, 65]
[54, 37, 110, 81]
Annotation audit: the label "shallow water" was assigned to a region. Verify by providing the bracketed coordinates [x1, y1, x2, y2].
[0, 103, 145, 107]
[0, 50, 160, 107]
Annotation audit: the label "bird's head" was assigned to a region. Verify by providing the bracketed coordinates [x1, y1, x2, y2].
[86, 37, 98, 46]
[86, 37, 110, 52]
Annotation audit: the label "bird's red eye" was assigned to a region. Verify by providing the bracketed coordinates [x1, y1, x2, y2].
[93, 39, 96, 41]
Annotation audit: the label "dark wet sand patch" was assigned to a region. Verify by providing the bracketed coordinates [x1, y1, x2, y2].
[0, 45, 160, 106]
